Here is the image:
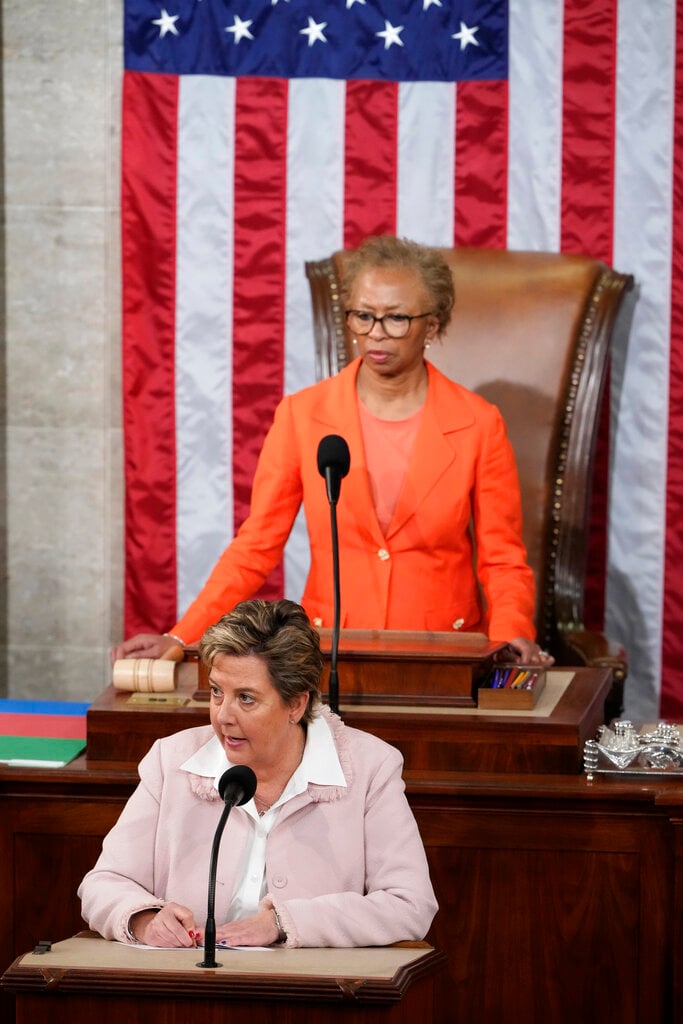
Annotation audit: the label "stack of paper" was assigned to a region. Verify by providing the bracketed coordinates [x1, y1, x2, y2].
[0, 698, 89, 767]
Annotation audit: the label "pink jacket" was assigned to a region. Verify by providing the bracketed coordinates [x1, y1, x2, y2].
[78, 709, 438, 948]
[172, 358, 536, 644]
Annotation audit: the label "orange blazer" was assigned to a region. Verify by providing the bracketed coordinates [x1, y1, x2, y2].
[172, 359, 536, 644]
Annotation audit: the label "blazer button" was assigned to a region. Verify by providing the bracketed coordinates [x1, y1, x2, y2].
[377, 548, 390, 561]
[313, 617, 323, 628]
[452, 618, 465, 630]
[272, 875, 288, 888]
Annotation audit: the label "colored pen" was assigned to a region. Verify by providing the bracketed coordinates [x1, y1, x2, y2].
[505, 667, 521, 688]
[511, 670, 528, 689]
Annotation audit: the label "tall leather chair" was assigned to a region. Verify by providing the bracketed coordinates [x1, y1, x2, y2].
[305, 248, 636, 719]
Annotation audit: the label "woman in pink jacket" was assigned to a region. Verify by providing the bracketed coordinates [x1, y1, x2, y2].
[113, 235, 552, 669]
[80, 599, 437, 948]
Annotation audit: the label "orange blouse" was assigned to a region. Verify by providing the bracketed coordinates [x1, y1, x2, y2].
[357, 399, 423, 535]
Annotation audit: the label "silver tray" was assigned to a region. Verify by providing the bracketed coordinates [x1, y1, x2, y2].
[584, 721, 683, 777]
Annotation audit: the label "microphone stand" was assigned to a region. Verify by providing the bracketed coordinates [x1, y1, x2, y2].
[197, 766, 255, 969]
[328, 493, 341, 717]
[198, 799, 233, 968]
[317, 435, 349, 719]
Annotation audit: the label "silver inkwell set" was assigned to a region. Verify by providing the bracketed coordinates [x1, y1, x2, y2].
[584, 720, 683, 778]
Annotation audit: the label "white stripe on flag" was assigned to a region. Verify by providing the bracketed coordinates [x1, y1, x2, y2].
[609, 0, 676, 720]
[285, 78, 345, 395]
[283, 78, 346, 601]
[507, 0, 563, 251]
[175, 75, 236, 618]
[397, 82, 456, 246]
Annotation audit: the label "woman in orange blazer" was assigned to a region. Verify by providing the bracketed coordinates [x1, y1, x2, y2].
[114, 237, 550, 667]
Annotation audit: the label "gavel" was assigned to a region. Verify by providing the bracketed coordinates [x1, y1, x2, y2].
[112, 644, 185, 693]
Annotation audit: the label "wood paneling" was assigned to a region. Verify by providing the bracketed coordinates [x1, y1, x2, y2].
[415, 797, 673, 1021]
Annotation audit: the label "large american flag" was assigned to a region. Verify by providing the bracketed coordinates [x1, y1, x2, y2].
[121, 0, 683, 721]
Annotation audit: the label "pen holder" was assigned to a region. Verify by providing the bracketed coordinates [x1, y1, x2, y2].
[477, 664, 547, 710]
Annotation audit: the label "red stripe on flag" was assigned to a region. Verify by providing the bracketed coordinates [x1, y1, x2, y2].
[561, 0, 617, 632]
[0, 713, 86, 740]
[122, 72, 179, 634]
[565, 0, 618, 258]
[231, 78, 288, 598]
[560, 1, 616, 257]
[344, 80, 398, 246]
[453, 80, 508, 249]
[660, 10, 683, 717]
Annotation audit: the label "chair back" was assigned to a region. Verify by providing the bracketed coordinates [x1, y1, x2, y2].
[306, 247, 636, 656]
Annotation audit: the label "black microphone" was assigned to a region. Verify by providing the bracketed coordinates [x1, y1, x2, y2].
[317, 434, 350, 505]
[218, 764, 257, 807]
[198, 765, 257, 968]
[316, 435, 350, 717]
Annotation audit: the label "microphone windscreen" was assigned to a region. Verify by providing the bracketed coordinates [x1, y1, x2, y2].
[218, 765, 257, 806]
[317, 434, 350, 479]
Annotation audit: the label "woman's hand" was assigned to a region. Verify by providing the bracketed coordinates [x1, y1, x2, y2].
[215, 906, 281, 948]
[110, 633, 180, 665]
[506, 638, 555, 667]
[129, 903, 199, 947]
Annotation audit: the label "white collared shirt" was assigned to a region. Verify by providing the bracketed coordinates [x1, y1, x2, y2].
[179, 711, 346, 920]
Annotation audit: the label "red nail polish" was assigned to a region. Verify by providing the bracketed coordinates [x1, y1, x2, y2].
[188, 930, 195, 938]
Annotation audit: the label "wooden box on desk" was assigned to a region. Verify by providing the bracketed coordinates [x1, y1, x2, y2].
[477, 666, 547, 710]
[317, 629, 504, 707]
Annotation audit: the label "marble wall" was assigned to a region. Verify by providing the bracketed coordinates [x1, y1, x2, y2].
[1, 1, 124, 700]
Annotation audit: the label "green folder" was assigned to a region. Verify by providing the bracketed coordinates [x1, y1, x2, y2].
[0, 735, 86, 766]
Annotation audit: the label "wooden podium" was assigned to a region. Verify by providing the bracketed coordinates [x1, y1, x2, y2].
[188, 629, 505, 707]
[88, 657, 612, 774]
[93, 629, 612, 773]
[90, 630, 505, 763]
[2, 933, 447, 1024]
[316, 629, 504, 706]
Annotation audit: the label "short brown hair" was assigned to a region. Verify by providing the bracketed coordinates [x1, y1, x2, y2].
[342, 235, 455, 335]
[199, 599, 323, 724]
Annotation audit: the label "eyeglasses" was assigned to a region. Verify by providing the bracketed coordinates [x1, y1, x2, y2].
[345, 310, 434, 339]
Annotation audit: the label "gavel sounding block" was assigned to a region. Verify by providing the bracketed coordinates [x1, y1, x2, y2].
[112, 658, 177, 693]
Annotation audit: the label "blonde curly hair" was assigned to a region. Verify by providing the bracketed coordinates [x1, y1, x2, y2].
[341, 235, 455, 336]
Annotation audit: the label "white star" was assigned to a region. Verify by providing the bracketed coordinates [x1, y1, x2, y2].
[226, 14, 254, 43]
[271, 0, 290, 5]
[423, 0, 442, 9]
[376, 21, 404, 50]
[346, 0, 366, 7]
[300, 16, 327, 47]
[152, 8, 180, 38]
[452, 21, 479, 51]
